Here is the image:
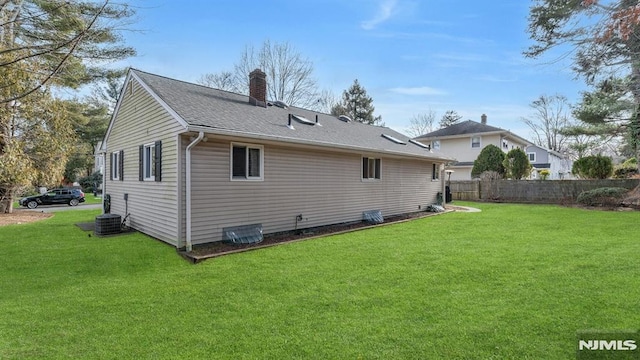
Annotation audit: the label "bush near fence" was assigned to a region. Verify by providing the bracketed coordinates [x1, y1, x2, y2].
[448, 179, 639, 204]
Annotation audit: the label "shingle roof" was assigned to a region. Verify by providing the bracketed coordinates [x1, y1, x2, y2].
[414, 120, 506, 139]
[131, 69, 449, 161]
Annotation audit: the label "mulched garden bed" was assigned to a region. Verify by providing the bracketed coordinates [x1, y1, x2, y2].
[181, 209, 453, 263]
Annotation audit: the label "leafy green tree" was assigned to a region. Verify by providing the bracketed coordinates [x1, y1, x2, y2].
[471, 144, 506, 178]
[331, 79, 383, 126]
[439, 110, 462, 129]
[572, 155, 614, 179]
[503, 148, 532, 180]
[0, 1, 135, 213]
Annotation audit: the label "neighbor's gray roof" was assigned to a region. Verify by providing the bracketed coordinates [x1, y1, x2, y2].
[414, 120, 529, 145]
[131, 69, 450, 161]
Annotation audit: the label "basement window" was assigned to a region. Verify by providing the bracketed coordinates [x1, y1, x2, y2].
[362, 157, 381, 180]
[231, 143, 263, 181]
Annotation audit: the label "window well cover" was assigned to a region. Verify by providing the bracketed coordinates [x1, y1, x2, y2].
[223, 223, 264, 244]
[363, 210, 384, 224]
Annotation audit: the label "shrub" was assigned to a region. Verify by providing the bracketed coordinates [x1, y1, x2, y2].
[613, 164, 638, 178]
[572, 155, 613, 179]
[539, 169, 550, 180]
[471, 145, 505, 178]
[576, 187, 628, 207]
[503, 148, 532, 180]
[79, 171, 103, 193]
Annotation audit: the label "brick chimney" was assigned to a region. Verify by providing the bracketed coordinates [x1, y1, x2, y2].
[249, 69, 267, 107]
[481, 114, 487, 125]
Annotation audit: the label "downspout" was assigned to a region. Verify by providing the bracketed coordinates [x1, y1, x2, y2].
[101, 151, 107, 214]
[186, 131, 205, 252]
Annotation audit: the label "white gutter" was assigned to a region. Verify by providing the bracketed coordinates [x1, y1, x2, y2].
[185, 125, 454, 162]
[185, 131, 205, 252]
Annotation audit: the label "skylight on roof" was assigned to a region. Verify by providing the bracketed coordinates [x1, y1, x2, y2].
[409, 139, 430, 149]
[381, 133, 406, 145]
[291, 114, 315, 126]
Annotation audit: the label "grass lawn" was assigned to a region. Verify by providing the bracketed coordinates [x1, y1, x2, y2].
[0, 203, 639, 359]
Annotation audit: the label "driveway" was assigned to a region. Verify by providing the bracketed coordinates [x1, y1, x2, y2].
[22, 203, 102, 213]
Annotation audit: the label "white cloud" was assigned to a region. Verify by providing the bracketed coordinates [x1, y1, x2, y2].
[389, 86, 448, 96]
[361, 0, 398, 30]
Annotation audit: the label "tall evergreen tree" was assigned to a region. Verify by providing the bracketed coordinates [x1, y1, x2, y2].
[331, 79, 383, 126]
[439, 110, 462, 128]
[525, 0, 640, 168]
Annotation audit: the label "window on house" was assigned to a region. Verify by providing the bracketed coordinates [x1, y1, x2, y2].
[111, 151, 122, 181]
[231, 143, 263, 180]
[362, 157, 381, 180]
[432, 163, 440, 180]
[139, 141, 162, 182]
[432, 140, 441, 150]
[528, 152, 536, 162]
[143, 143, 155, 181]
[471, 136, 481, 148]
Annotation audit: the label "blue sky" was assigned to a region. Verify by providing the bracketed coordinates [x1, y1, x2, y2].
[117, 0, 585, 138]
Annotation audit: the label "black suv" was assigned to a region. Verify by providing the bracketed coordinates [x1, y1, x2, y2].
[19, 188, 86, 209]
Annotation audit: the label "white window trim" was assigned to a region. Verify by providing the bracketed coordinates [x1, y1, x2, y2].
[143, 142, 155, 181]
[432, 163, 441, 181]
[112, 151, 120, 181]
[230, 142, 264, 181]
[362, 156, 381, 181]
[432, 140, 440, 151]
[471, 136, 481, 148]
[527, 152, 536, 162]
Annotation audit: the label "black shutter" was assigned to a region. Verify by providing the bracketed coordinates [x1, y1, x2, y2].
[375, 158, 381, 179]
[362, 157, 368, 179]
[139, 145, 144, 181]
[109, 153, 114, 181]
[154, 140, 162, 182]
[119, 150, 124, 181]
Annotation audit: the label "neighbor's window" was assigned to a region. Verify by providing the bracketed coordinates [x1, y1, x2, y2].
[362, 157, 381, 180]
[528, 152, 536, 162]
[231, 143, 263, 180]
[432, 140, 441, 150]
[471, 136, 481, 148]
[432, 163, 440, 180]
[143, 143, 155, 181]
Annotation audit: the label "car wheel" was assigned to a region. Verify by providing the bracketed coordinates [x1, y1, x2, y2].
[69, 199, 79, 206]
[27, 200, 38, 209]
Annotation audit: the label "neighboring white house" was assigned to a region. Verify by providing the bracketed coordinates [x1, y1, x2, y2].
[525, 144, 574, 180]
[413, 115, 530, 180]
[102, 68, 452, 250]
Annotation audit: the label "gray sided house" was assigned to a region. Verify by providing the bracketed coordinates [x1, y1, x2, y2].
[102, 69, 450, 250]
[525, 144, 574, 180]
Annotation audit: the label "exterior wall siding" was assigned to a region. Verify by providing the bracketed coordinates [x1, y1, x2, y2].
[187, 137, 440, 245]
[105, 78, 184, 246]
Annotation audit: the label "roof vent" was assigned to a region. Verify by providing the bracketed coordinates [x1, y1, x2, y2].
[271, 100, 288, 109]
[381, 133, 406, 145]
[338, 115, 352, 122]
